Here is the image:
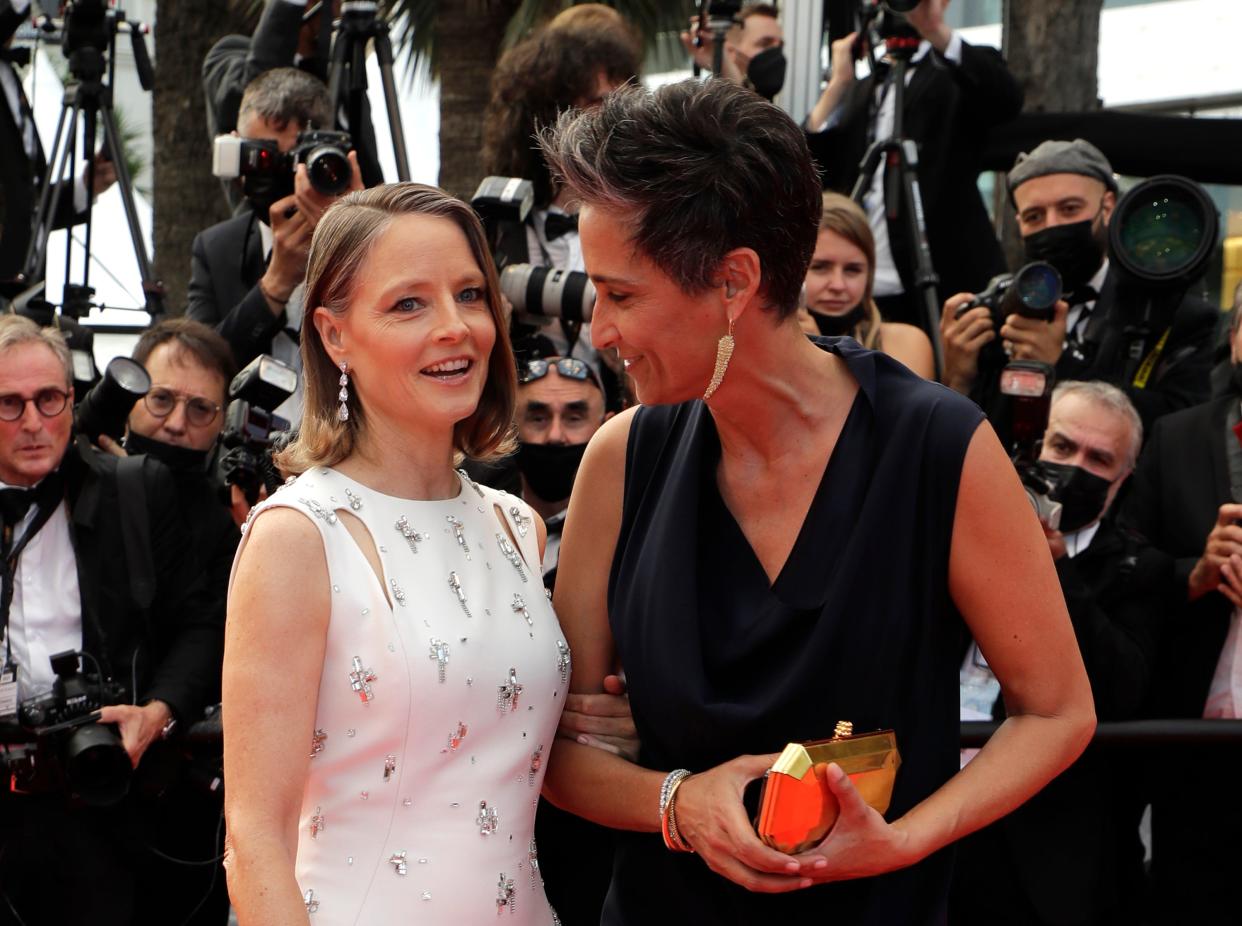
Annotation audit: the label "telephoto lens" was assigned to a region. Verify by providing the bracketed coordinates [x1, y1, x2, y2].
[500, 264, 596, 323]
[1109, 175, 1218, 287]
[74, 356, 151, 443]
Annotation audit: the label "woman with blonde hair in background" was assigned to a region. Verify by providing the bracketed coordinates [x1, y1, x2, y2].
[799, 192, 935, 379]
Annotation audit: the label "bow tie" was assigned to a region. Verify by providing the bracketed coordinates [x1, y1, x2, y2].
[0, 487, 35, 530]
[0, 47, 31, 68]
[1067, 285, 1100, 307]
[543, 212, 579, 242]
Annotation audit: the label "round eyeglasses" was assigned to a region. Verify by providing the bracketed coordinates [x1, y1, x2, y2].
[142, 388, 222, 428]
[0, 388, 70, 422]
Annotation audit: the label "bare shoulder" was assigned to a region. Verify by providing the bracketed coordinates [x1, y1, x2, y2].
[230, 506, 330, 623]
[880, 322, 935, 379]
[580, 406, 638, 483]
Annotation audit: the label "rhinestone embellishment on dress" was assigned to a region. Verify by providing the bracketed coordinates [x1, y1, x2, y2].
[310, 729, 327, 758]
[496, 534, 528, 583]
[442, 720, 468, 753]
[310, 807, 324, 838]
[477, 800, 499, 836]
[344, 488, 362, 511]
[395, 515, 427, 554]
[496, 873, 516, 915]
[304, 889, 319, 913]
[497, 668, 523, 713]
[556, 641, 571, 684]
[448, 572, 471, 618]
[390, 577, 407, 606]
[428, 638, 450, 682]
[511, 593, 532, 627]
[349, 656, 377, 703]
[300, 498, 338, 525]
[528, 745, 543, 786]
[384, 755, 397, 782]
[447, 516, 471, 559]
[389, 851, 408, 875]
[509, 505, 532, 538]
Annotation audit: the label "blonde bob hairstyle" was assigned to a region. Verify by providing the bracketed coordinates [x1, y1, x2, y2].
[817, 191, 885, 351]
[276, 183, 517, 475]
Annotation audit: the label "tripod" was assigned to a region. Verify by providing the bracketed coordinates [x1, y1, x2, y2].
[324, 0, 410, 182]
[850, 37, 943, 380]
[20, 6, 164, 321]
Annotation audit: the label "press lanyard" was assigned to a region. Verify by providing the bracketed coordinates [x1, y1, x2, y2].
[1132, 327, 1172, 390]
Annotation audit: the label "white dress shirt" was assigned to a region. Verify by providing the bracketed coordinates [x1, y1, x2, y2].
[1, 479, 83, 703]
[258, 220, 306, 423]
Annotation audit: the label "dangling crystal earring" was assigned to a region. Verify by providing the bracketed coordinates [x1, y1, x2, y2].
[702, 318, 736, 401]
[337, 360, 350, 422]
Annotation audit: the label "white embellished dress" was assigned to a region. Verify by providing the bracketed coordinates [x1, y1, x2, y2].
[233, 467, 568, 924]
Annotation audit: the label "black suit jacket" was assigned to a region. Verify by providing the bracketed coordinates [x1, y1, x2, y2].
[185, 210, 284, 369]
[1118, 395, 1234, 718]
[806, 40, 1023, 300]
[954, 520, 1168, 925]
[61, 438, 222, 726]
[201, 0, 383, 191]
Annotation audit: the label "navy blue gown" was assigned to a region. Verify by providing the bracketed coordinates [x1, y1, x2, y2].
[604, 338, 984, 924]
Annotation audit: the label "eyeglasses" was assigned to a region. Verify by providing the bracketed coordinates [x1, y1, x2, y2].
[519, 357, 600, 389]
[0, 388, 70, 422]
[142, 388, 222, 428]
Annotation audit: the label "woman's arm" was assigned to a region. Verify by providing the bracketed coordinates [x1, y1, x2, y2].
[794, 421, 1095, 880]
[223, 508, 331, 925]
[545, 409, 809, 893]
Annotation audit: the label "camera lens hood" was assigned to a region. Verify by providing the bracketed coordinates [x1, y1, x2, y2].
[1109, 174, 1219, 287]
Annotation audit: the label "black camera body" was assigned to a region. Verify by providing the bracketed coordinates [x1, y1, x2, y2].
[214, 355, 296, 506]
[5, 650, 133, 806]
[213, 128, 353, 199]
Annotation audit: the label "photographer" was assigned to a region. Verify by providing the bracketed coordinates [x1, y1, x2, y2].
[1116, 308, 1242, 922]
[679, 2, 785, 100]
[202, 0, 382, 197]
[0, 0, 116, 291]
[0, 315, 220, 925]
[953, 381, 1166, 926]
[806, 0, 1022, 326]
[187, 67, 362, 406]
[943, 139, 1216, 437]
[481, 4, 639, 364]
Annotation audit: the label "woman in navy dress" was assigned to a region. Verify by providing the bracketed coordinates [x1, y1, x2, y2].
[540, 79, 1096, 924]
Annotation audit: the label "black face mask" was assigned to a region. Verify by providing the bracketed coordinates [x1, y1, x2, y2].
[1036, 460, 1114, 533]
[517, 441, 588, 504]
[123, 430, 210, 475]
[810, 304, 866, 338]
[1022, 213, 1107, 301]
[746, 46, 786, 100]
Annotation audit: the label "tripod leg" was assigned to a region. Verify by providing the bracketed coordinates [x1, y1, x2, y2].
[894, 140, 944, 379]
[373, 29, 409, 182]
[99, 104, 164, 318]
[326, 31, 350, 127]
[22, 100, 73, 282]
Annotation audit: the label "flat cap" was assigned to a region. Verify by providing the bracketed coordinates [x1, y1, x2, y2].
[1007, 138, 1118, 198]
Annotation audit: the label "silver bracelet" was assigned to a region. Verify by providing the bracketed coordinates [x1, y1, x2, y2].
[659, 768, 692, 822]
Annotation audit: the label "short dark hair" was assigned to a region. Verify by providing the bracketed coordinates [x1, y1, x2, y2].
[132, 318, 236, 403]
[238, 66, 333, 133]
[482, 7, 641, 210]
[540, 79, 822, 317]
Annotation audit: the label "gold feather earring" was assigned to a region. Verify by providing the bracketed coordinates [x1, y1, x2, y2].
[703, 317, 736, 401]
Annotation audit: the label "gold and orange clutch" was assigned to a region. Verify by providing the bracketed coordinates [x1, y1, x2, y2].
[755, 721, 901, 854]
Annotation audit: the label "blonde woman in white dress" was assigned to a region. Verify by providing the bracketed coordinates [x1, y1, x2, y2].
[223, 183, 569, 924]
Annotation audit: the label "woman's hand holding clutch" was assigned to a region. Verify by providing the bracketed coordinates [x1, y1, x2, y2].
[673, 754, 813, 894]
[792, 762, 918, 882]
